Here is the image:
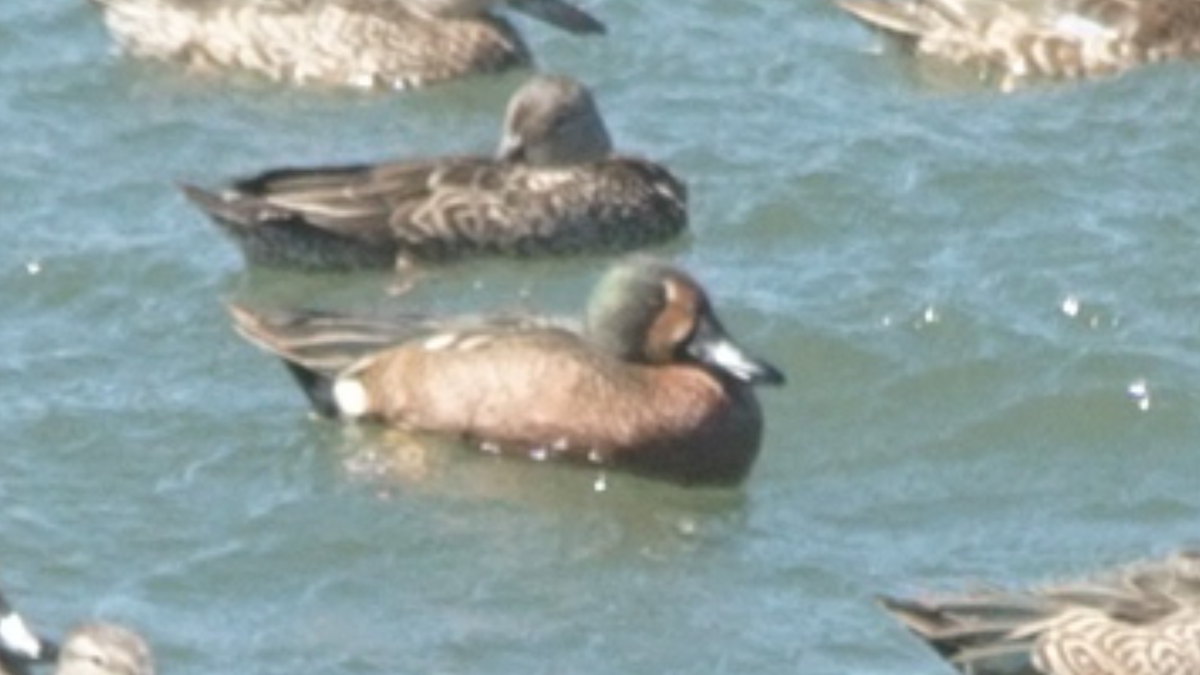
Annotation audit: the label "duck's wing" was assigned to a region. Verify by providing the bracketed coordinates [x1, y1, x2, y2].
[227, 303, 565, 416]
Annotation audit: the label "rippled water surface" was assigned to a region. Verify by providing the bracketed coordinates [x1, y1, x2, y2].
[4, 2, 1200, 674]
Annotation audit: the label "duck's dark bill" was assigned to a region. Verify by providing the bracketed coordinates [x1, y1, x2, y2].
[687, 316, 785, 386]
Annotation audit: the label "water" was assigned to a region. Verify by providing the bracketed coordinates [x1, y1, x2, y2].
[3, 1, 1200, 674]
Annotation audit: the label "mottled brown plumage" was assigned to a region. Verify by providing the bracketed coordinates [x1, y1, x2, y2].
[228, 258, 784, 485]
[88, 0, 604, 89]
[880, 550, 1200, 674]
[838, 0, 1200, 88]
[182, 74, 687, 271]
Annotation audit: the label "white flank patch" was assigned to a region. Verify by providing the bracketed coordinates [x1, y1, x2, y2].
[333, 378, 370, 418]
[0, 612, 42, 659]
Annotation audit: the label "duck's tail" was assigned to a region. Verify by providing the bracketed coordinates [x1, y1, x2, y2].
[227, 305, 432, 418]
[878, 592, 1049, 672]
[181, 179, 399, 270]
[180, 183, 258, 230]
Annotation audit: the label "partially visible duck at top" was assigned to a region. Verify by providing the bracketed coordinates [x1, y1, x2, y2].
[228, 257, 785, 486]
[837, 0, 1200, 90]
[86, 0, 605, 90]
[181, 74, 687, 272]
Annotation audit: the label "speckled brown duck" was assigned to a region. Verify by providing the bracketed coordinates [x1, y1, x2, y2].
[837, 0, 1200, 88]
[228, 257, 784, 486]
[87, 0, 605, 89]
[0, 591, 152, 675]
[880, 550, 1200, 674]
[182, 74, 687, 271]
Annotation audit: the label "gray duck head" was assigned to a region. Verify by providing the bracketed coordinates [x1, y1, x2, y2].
[497, 74, 613, 166]
[56, 624, 152, 675]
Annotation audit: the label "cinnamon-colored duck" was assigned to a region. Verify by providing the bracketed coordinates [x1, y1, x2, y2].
[229, 258, 784, 485]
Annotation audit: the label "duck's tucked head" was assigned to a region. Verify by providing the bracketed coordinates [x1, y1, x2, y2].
[586, 258, 785, 386]
[497, 74, 613, 166]
[411, 0, 605, 34]
[0, 593, 54, 673]
[57, 624, 152, 675]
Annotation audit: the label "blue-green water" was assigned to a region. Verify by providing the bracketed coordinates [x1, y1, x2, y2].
[4, 1, 1200, 674]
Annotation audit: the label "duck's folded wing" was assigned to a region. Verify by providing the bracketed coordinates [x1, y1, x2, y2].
[231, 157, 545, 248]
[228, 160, 453, 242]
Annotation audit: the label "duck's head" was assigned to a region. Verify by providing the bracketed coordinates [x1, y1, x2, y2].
[586, 258, 786, 386]
[497, 74, 613, 165]
[57, 624, 152, 675]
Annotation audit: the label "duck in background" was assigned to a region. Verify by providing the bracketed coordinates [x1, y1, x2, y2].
[228, 257, 785, 486]
[87, 0, 604, 89]
[0, 590, 151, 675]
[837, 0, 1200, 90]
[182, 74, 687, 272]
[880, 549, 1200, 674]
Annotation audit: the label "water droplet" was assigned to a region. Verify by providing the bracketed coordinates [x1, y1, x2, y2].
[1127, 379, 1150, 411]
[1061, 295, 1080, 317]
[593, 474, 607, 492]
[529, 447, 549, 462]
[676, 518, 697, 536]
[922, 306, 940, 324]
[25, 260, 40, 275]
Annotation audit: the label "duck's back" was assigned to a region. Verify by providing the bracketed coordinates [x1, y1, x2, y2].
[90, 0, 531, 88]
[186, 155, 687, 269]
[346, 328, 762, 482]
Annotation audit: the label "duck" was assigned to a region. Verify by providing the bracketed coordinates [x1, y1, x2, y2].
[0, 591, 151, 675]
[879, 549, 1200, 674]
[228, 257, 785, 486]
[182, 74, 687, 272]
[836, 0, 1200, 88]
[87, 0, 605, 89]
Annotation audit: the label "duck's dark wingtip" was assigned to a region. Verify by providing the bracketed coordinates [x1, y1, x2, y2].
[179, 182, 227, 214]
[225, 304, 343, 419]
